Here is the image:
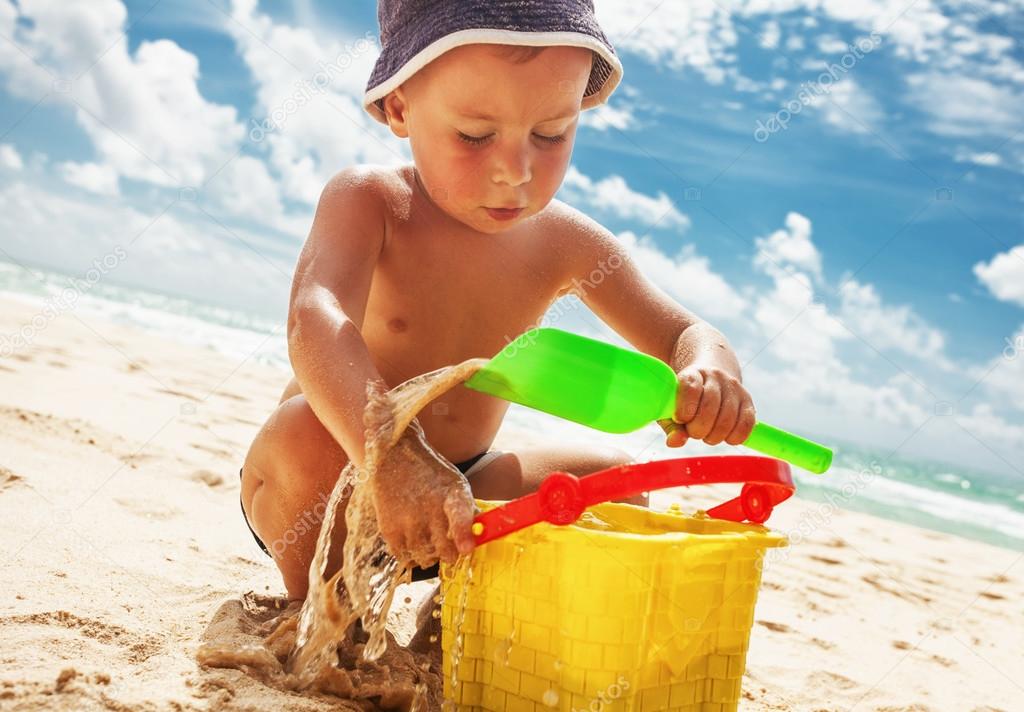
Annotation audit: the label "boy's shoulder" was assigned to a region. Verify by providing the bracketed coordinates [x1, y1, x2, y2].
[538, 197, 604, 235]
[319, 163, 409, 207]
[537, 198, 620, 263]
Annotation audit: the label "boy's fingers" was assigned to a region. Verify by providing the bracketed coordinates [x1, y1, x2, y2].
[657, 419, 689, 448]
[444, 490, 477, 556]
[706, 389, 740, 445]
[410, 524, 437, 568]
[685, 378, 720, 440]
[430, 518, 459, 564]
[381, 527, 408, 562]
[674, 369, 704, 424]
[726, 396, 757, 445]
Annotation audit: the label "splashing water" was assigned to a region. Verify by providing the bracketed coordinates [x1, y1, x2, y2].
[444, 556, 474, 710]
[198, 358, 488, 707]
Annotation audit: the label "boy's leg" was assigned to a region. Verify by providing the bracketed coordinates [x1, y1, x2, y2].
[241, 394, 351, 600]
[466, 443, 644, 505]
[243, 399, 641, 600]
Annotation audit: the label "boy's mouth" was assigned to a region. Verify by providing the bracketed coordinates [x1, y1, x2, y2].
[484, 206, 524, 221]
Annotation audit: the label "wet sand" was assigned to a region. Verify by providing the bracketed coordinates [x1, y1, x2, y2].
[0, 295, 1020, 711]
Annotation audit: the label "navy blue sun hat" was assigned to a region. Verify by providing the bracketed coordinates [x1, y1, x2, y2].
[363, 0, 624, 125]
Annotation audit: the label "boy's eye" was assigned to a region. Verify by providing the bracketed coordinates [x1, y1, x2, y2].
[535, 133, 567, 145]
[456, 132, 567, 146]
[457, 131, 492, 145]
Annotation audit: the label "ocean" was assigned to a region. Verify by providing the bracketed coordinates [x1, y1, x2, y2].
[2, 259, 1022, 552]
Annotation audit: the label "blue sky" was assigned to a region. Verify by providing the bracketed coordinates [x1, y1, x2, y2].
[1, 0, 1022, 476]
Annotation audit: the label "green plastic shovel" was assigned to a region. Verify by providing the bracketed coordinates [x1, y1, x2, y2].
[464, 327, 832, 474]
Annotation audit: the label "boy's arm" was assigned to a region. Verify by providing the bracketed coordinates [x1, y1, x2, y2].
[288, 167, 475, 563]
[561, 211, 756, 448]
[287, 167, 390, 468]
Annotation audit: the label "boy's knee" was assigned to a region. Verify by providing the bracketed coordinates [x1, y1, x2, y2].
[591, 445, 633, 471]
[248, 395, 344, 487]
[589, 446, 647, 507]
[268, 396, 335, 456]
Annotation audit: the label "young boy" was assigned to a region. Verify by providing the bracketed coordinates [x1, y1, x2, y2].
[240, 0, 756, 601]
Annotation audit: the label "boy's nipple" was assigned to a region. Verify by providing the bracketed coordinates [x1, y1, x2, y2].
[387, 316, 408, 333]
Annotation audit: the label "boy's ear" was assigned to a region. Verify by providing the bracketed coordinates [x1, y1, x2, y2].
[382, 89, 410, 138]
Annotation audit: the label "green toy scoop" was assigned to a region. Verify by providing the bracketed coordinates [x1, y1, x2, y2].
[464, 327, 833, 474]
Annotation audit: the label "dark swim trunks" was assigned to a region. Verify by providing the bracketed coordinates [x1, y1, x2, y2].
[239, 449, 502, 582]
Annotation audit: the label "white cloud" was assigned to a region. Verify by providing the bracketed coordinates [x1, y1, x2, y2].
[750, 214, 846, 368]
[947, 26, 1014, 62]
[744, 212, 958, 441]
[579, 102, 637, 131]
[957, 403, 1024, 448]
[808, 78, 884, 134]
[969, 324, 1024, 414]
[905, 73, 1022, 139]
[593, 0, 1023, 162]
[228, 0, 404, 205]
[616, 230, 747, 321]
[0, 143, 23, 170]
[0, 0, 314, 234]
[561, 166, 690, 230]
[981, 55, 1024, 84]
[593, 0, 737, 85]
[810, 0, 951, 61]
[752, 267, 849, 366]
[58, 161, 119, 196]
[954, 149, 1002, 167]
[751, 213, 948, 365]
[202, 154, 307, 236]
[754, 211, 823, 283]
[837, 279, 949, 363]
[593, 0, 1010, 84]
[974, 246, 1024, 307]
[0, 0, 244, 188]
[817, 35, 850, 54]
[759, 20, 781, 50]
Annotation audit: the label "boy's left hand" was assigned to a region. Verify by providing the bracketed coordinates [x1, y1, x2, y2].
[658, 365, 756, 448]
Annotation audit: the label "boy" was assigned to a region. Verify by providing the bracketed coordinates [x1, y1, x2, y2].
[240, 0, 756, 601]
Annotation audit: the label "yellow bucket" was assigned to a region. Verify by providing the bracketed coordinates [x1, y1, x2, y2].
[440, 499, 787, 711]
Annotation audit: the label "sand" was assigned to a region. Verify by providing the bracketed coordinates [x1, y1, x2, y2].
[0, 294, 1021, 711]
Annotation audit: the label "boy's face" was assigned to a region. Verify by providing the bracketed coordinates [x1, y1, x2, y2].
[383, 43, 593, 233]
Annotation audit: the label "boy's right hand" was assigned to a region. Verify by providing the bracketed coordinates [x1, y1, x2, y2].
[368, 423, 477, 568]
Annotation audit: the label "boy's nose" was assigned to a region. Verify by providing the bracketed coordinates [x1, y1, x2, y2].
[491, 144, 532, 187]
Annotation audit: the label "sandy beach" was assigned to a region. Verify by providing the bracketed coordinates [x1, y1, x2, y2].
[0, 294, 1020, 712]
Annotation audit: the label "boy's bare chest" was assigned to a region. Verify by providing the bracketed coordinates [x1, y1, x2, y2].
[363, 221, 566, 365]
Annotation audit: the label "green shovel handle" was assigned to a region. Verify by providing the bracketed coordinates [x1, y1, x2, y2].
[660, 419, 832, 474]
[744, 422, 832, 474]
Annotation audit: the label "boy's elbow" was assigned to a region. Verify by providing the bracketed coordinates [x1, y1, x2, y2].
[286, 301, 358, 367]
[287, 302, 329, 366]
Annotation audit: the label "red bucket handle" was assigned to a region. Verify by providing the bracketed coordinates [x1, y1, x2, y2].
[473, 455, 794, 545]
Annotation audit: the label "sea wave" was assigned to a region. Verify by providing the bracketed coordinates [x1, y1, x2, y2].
[0, 260, 290, 370]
